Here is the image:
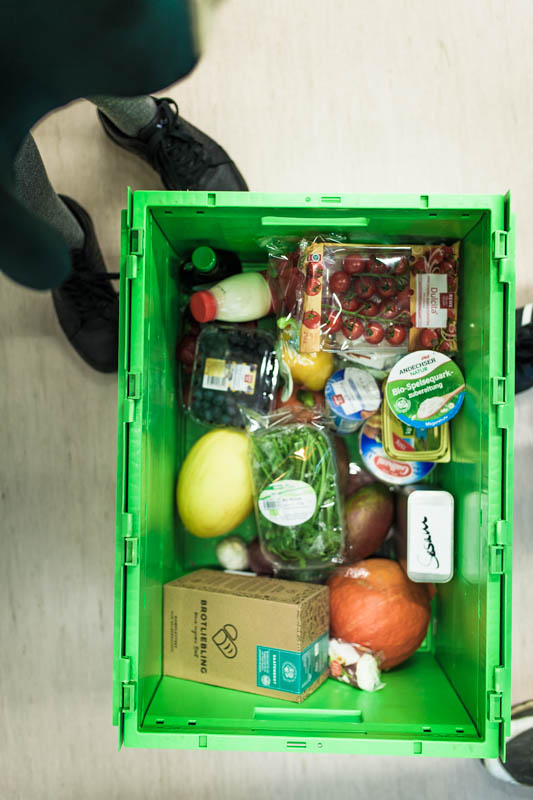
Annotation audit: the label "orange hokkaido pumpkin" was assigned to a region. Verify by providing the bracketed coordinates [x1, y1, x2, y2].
[328, 559, 431, 670]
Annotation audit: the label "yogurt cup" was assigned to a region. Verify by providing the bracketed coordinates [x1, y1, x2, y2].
[325, 367, 381, 435]
[385, 350, 465, 430]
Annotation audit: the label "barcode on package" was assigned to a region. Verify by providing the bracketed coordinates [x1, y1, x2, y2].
[204, 375, 228, 389]
[202, 358, 229, 392]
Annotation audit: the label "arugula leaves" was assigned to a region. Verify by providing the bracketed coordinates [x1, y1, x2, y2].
[248, 424, 343, 570]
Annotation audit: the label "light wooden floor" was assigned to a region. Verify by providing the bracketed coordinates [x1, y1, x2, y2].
[2, 1, 533, 797]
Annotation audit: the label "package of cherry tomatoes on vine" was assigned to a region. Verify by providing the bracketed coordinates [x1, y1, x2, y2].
[408, 242, 459, 355]
[295, 240, 459, 361]
[297, 241, 412, 358]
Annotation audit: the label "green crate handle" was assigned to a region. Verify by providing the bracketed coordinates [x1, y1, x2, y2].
[261, 215, 370, 227]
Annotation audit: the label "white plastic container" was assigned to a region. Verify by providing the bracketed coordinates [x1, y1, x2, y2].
[190, 272, 274, 323]
[406, 489, 454, 583]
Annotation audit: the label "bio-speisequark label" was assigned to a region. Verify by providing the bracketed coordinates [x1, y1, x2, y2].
[385, 350, 465, 430]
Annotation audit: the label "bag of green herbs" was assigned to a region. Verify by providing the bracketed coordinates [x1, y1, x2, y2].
[244, 408, 344, 575]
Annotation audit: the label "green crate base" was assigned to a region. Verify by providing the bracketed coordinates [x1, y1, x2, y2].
[115, 192, 514, 758]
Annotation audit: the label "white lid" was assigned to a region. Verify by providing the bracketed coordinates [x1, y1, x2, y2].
[407, 490, 454, 583]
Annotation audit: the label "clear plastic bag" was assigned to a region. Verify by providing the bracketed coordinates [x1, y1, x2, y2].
[244, 408, 344, 573]
[277, 238, 460, 360]
[188, 325, 279, 427]
[328, 638, 385, 692]
[297, 241, 412, 358]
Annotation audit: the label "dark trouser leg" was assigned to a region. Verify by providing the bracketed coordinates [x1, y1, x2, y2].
[13, 133, 84, 251]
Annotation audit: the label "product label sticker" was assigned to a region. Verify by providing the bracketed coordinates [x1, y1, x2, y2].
[258, 479, 317, 526]
[385, 350, 465, 429]
[203, 359, 257, 394]
[257, 632, 329, 695]
[415, 274, 449, 328]
[229, 362, 257, 394]
[202, 358, 230, 391]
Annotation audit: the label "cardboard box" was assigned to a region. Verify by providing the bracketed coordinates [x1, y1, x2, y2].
[164, 570, 329, 702]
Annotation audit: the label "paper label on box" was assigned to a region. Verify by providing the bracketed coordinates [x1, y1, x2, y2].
[258, 480, 316, 526]
[257, 633, 329, 694]
[202, 359, 257, 394]
[415, 274, 449, 328]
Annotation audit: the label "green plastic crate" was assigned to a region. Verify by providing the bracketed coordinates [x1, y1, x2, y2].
[114, 191, 514, 758]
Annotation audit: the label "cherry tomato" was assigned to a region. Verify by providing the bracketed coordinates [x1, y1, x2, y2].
[377, 277, 397, 298]
[393, 256, 409, 275]
[341, 318, 364, 340]
[354, 276, 376, 299]
[323, 310, 343, 334]
[329, 270, 351, 294]
[305, 277, 321, 296]
[359, 301, 380, 317]
[341, 295, 359, 312]
[385, 324, 407, 346]
[380, 301, 400, 319]
[368, 255, 387, 274]
[364, 323, 385, 344]
[282, 269, 305, 313]
[420, 328, 440, 348]
[438, 260, 455, 275]
[303, 310, 321, 329]
[396, 287, 413, 310]
[412, 257, 427, 274]
[437, 340, 452, 353]
[343, 254, 367, 275]
[176, 333, 197, 366]
[447, 323, 457, 336]
[396, 311, 412, 326]
[410, 312, 417, 327]
[447, 308, 456, 321]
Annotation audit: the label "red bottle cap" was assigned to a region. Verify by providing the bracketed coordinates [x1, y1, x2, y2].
[190, 290, 217, 322]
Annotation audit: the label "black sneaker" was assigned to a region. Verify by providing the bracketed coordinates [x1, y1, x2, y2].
[97, 97, 248, 191]
[482, 700, 533, 786]
[52, 196, 119, 373]
[516, 305, 533, 394]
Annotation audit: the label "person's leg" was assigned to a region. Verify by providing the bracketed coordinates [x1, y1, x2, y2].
[90, 95, 248, 192]
[13, 133, 119, 373]
[13, 134, 85, 250]
[515, 304, 533, 393]
[87, 95, 158, 137]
